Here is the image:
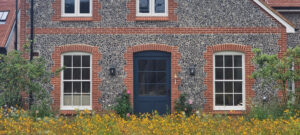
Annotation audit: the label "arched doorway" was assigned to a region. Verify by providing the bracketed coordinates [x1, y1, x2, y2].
[133, 51, 171, 115]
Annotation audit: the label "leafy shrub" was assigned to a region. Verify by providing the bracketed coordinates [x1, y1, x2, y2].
[247, 100, 300, 120]
[114, 90, 132, 118]
[174, 94, 193, 117]
[0, 48, 60, 117]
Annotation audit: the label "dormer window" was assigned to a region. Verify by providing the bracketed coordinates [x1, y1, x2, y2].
[0, 11, 9, 24]
[62, 0, 92, 17]
[136, 0, 168, 16]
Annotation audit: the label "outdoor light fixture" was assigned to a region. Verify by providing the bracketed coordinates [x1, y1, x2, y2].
[262, 96, 267, 105]
[109, 68, 116, 76]
[189, 67, 195, 76]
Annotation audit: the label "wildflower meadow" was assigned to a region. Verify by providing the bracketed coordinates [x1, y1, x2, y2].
[0, 108, 299, 135]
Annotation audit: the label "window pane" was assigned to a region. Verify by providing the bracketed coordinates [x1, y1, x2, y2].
[73, 56, 81, 67]
[82, 95, 90, 105]
[234, 94, 243, 106]
[82, 56, 90, 67]
[234, 56, 242, 67]
[215, 68, 223, 80]
[82, 82, 90, 93]
[225, 68, 233, 80]
[215, 94, 224, 106]
[64, 68, 72, 80]
[157, 84, 167, 95]
[234, 82, 242, 93]
[225, 82, 233, 93]
[64, 56, 72, 67]
[215, 82, 223, 93]
[73, 94, 81, 106]
[225, 56, 233, 67]
[234, 68, 242, 80]
[215, 55, 223, 67]
[156, 72, 166, 83]
[64, 82, 72, 93]
[147, 84, 156, 96]
[65, 0, 75, 13]
[225, 94, 233, 106]
[155, 0, 165, 13]
[139, 0, 150, 13]
[139, 84, 147, 95]
[82, 68, 90, 80]
[138, 60, 166, 71]
[138, 72, 147, 83]
[63, 94, 72, 105]
[73, 82, 81, 93]
[73, 68, 81, 80]
[80, 0, 90, 13]
[148, 72, 156, 83]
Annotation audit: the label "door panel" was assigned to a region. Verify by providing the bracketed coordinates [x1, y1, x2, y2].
[134, 51, 171, 115]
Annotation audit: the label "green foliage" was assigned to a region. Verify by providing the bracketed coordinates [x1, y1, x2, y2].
[252, 46, 300, 104]
[247, 100, 300, 120]
[174, 94, 193, 117]
[0, 49, 54, 117]
[114, 90, 132, 118]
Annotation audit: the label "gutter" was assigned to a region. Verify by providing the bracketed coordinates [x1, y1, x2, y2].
[29, 0, 34, 108]
[30, 0, 34, 61]
[15, 0, 18, 50]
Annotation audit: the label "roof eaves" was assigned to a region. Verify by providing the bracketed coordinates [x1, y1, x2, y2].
[254, 0, 296, 33]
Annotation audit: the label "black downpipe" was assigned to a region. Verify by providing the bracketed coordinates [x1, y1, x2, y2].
[29, 0, 34, 108]
[14, 0, 18, 50]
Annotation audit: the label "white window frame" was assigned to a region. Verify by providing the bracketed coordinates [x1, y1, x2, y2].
[136, 0, 168, 17]
[288, 63, 296, 102]
[213, 51, 246, 111]
[61, 0, 92, 17]
[61, 52, 92, 110]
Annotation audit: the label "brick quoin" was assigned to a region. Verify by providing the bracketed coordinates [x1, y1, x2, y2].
[52, 0, 101, 22]
[123, 44, 181, 113]
[203, 44, 255, 115]
[51, 44, 102, 115]
[126, 0, 177, 21]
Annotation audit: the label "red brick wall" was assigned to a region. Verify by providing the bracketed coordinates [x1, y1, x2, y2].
[52, 0, 101, 22]
[126, 0, 177, 21]
[51, 44, 102, 114]
[123, 44, 181, 113]
[203, 44, 255, 115]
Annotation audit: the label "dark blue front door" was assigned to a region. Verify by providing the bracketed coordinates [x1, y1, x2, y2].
[134, 51, 171, 115]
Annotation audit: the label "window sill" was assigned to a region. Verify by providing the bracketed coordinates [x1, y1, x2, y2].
[58, 17, 95, 22]
[135, 17, 170, 21]
[210, 110, 247, 115]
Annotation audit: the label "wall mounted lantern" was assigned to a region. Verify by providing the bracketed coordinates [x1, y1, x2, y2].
[189, 67, 195, 76]
[109, 68, 116, 76]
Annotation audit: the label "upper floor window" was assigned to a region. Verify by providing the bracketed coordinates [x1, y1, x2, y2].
[136, 0, 168, 16]
[0, 11, 9, 24]
[62, 0, 92, 17]
[214, 52, 245, 110]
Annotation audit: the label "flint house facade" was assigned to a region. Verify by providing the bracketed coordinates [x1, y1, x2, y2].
[14, 0, 299, 114]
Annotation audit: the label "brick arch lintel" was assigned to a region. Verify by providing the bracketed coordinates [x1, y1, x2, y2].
[123, 44, 182, 113]
[203, 43, 255, 115]
[50, 44, 102, 114]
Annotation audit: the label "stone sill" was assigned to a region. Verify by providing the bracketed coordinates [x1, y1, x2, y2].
[58, 17, 95, 22]
[135, 17, 170, 21]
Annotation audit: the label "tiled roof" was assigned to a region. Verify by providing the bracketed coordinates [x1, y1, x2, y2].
[265, 0, 300, 7]
[0, 0, 18, 48]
